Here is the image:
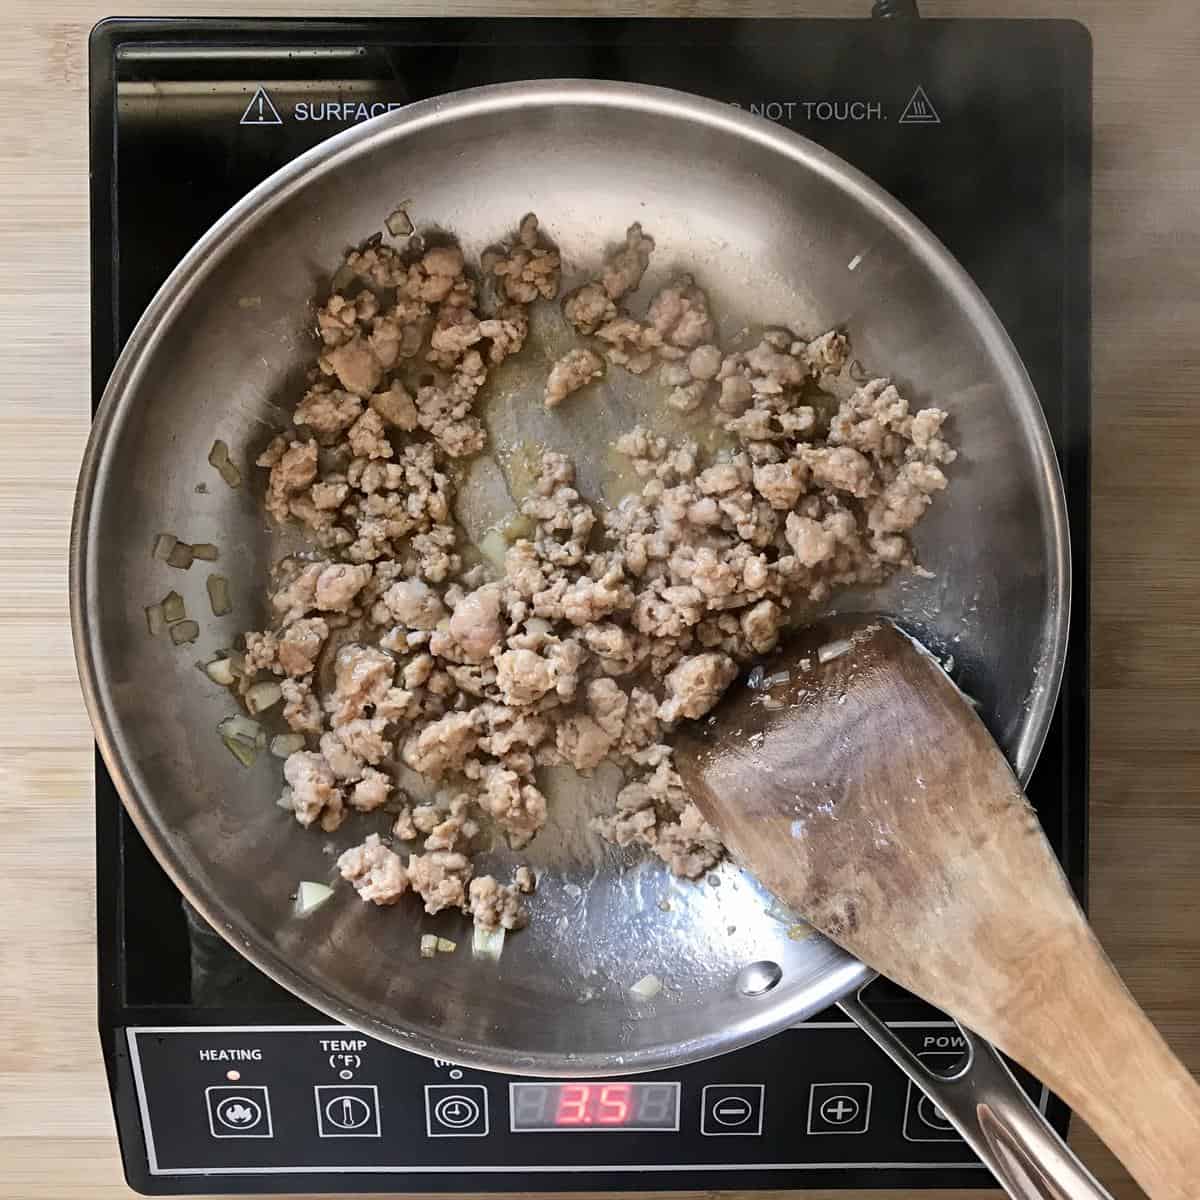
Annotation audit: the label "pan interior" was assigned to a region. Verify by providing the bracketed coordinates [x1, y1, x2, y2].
[74, 82, 1067, 1075]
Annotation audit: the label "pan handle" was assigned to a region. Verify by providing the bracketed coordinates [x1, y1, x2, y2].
[838, 991, 1113, 1200]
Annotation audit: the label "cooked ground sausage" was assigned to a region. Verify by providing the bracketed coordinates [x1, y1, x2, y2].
[241, 214, 955, 932]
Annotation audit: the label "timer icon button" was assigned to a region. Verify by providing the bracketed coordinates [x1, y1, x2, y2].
[436, 1095, 479, 1127]
[701, 1085, 765, 1136]
[425, 1084, 490, 1137]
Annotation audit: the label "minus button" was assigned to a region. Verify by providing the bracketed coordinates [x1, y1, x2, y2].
[701, 1084, 765, 1136]
[715, 1098, 753, 1125]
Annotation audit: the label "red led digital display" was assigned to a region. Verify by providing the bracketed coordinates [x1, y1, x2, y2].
[553, 1083, 631, 1125]
[509, 1081, 680, 1132]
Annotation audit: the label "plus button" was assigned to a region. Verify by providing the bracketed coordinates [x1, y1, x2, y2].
[808, 1083, 872, 1135]
[823, 1098, 858, 1122]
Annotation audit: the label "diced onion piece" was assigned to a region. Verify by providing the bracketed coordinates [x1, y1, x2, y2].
[152, 532, 178, 561]
[161, 591, 186, 623]
[166, 541, 194, 570]
[192, 542, 220, 562]
[478, 529, 507, 571]
[500, 512, 535, 541]
[219, 714, 263, 767]
[765, 670, 790, 687]
[746, 665, 765, 690]
[818, 638, 853, 664]
[145, 603, 165, 637]
[169, 619, 200, 645]
[764, 898, 803, 924]
[222, 733, 259, 767]
[329, 264, 356, 293]
[787, 922, 814, 942]
[629, 973, 662, 1001]
[472, 924, 506, 961]
[295, 881, 334, 915]
[276, 786, 295, 810]
[385, 208, 414, 237]
[221, 713, 262, 742]
[270, 733, 306, 758]
[436, 937, 457, 954]
[246, 681, 283, 714]
[209, 439, 242, 488]
[207, 573, 232, 617]
[205, 657, 236, 686]
[420, 933, 438, 959]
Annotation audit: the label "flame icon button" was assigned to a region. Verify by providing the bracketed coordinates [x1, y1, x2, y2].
[206, 1086, 273, 1138]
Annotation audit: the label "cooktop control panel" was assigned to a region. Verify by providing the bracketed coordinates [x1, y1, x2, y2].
[123, 1023, 1044, 1187]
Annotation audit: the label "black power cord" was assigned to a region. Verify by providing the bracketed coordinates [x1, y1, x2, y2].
[871, 0, 921, 17]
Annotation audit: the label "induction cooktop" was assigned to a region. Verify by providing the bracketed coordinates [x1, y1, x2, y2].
[89, 15, 1091, 1194]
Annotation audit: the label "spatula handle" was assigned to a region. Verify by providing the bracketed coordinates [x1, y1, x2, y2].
[996, 933, 1200, 1200]
[839, 993, 1113, 1200]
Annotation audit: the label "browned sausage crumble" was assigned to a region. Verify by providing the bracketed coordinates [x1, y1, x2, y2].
[239, 215, 956, 932]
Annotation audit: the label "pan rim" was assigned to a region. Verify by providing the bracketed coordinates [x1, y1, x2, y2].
[71, 78, 1069, 1076]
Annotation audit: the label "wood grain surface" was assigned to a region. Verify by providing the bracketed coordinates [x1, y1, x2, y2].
[0, 1, 1195, 1199]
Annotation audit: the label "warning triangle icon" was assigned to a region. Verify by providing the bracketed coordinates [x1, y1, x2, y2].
[899, 86, 940, 125]
[239, 87, 283, 127]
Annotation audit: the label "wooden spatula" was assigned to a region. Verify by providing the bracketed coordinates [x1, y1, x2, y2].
[674, 616, 1200, 1200]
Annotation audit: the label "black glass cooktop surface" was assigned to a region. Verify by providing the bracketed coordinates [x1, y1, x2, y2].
[90, 15, 1090, 1194]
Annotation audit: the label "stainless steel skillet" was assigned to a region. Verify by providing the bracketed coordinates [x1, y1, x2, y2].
[72, 81, 1099, 1197]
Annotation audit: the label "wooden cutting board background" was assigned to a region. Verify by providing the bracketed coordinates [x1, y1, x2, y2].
[1, 1, 1196, 1198]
